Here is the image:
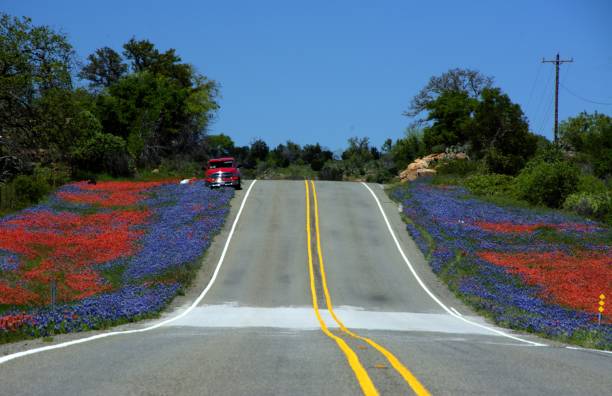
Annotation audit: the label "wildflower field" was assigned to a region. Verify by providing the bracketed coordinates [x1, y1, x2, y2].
[0, 180, 233, 342]
[391, 180, 612, 349]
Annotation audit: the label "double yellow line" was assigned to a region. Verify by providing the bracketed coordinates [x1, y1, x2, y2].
[304, 180, 430, 396]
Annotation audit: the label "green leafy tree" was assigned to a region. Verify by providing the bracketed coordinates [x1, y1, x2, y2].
[78, 47, 127, 88]
[0, 13, 75, 162]
[302, 143, 333, 171]
[340, 137, 375, 177]
[269, 141, 302, 167]
[422, 90, 475, 151]
[71, 132, 131, 176]
[468, 88, 537, 174]
[559, 112, 612, 178]
[405, 68, 493, 122]
[205, 134, 235, 158]
[122, 38, 192, 87]
[248, 139, 269, 164]
[390, 128, 426, 170]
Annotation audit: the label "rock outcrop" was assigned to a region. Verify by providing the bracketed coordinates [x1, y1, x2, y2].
[399, 152, 469, 182]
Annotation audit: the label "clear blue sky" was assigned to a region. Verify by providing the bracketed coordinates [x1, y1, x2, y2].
[4, 0, 612, 151]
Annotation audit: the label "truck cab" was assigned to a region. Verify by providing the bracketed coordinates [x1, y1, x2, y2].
[204, 157, 241, 189]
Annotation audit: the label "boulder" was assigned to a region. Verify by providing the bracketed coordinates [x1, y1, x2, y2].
[399, 151, 468, 183]
[416, 168, 437, 177]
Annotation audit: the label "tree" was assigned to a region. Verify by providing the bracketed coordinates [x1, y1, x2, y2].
[0, 14, 75, 163]
[559, 112, 612, 178]
[269, 141, 302, 167]
[302, 143, 333, 171]
[122, 38, 158, 73]
[340, 137, 375, 177]
[405, 68, 493, 121]
[122, 38, 191, 87]
[78, 47, 127, 88]
[205, 134, 235, 158]
[390, 128, 426, 171]
[247, 139, 269, 166]
[96, 38, 219, 166]
[422, 90, 475, 151]
[342, 137, 373, 162]
[468, 88, 537, 174]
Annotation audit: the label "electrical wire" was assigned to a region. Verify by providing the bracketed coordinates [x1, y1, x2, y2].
[532, 69, 554, 134]
[525, 62, 543, 113]
[560, 82, 612, 106]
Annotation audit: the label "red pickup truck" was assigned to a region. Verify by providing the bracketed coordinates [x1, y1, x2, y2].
[204, 157, 241, 189]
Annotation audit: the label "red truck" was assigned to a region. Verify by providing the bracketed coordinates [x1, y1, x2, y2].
[204, 157, 241, 189]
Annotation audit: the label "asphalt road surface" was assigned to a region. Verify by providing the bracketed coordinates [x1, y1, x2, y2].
[1, 180, 611, 395]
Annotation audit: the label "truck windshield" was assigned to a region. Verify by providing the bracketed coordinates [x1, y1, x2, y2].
[209, 161, 234, 169]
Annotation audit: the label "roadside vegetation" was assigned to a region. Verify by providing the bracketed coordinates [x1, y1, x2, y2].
[391, 181, 611, 350]
[0, 179, 232, 343]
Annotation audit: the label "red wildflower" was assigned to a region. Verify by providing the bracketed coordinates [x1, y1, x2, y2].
[0, 314, 33, 331]
[478, 250, 612, 318]
[58, 180, 171, 207]
[475, 221, 598, 234]
[0, 281, 39, 305]
[0, 208, 149, 305]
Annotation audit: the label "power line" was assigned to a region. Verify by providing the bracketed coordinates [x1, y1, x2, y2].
[538, 91, 554, 137]
[560, 82, 612, 106]
[532, 67, 553, 133]
[525, 62, 543, 114]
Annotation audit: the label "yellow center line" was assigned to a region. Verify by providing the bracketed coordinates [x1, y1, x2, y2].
[310, 180, 431, 396]
[304, 180, 379, 396]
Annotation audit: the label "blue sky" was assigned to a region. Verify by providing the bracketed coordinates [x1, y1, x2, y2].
[4, 0, 612, 151]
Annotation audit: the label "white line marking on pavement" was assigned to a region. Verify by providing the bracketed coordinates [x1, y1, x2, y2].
[565, 346, 612, 356]
[450, 307, 462, 317]
[361, 182, 546, 347]
[165, 304, 498, 335]
[0, 180, 258, 365]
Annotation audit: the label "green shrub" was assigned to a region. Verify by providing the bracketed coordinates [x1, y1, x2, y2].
[12, 174, 51, 207]
[463, 174, 515, 197]
[513, 160, 579, 208]
[72, 133, 133, 177]
[364, 161, 393, 183]
[319, 161, 345, 181]
[563, 192, 611, 221]
[482, 148, 527, 175]
[34, 165, 71, 188]
[576, 174, 607, 194]
[436, 159, 480, 176]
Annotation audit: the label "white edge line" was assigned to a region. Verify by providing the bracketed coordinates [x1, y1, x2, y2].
[450, 307, 462, 317]
[361, 182, 546, 347]
[566, 346, 612, 355]
[0, 180, 258, 365]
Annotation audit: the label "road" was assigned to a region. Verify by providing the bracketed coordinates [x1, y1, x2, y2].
[1, 180, 611, 395]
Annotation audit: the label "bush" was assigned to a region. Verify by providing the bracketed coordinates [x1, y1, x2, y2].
[72, 133, 133, 177]
[463, 174, 515, 197]
[482, 148, 528, 175]
[576, 174, 607, 194]
[436, 159, 480, 176]
[563, 192, 611, 221]
[514, 160, 579, 208]
[319, 161, 345, 181]
[12, 174, 51, 207]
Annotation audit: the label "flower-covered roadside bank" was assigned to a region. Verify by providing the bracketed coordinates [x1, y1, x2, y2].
[391, 180, 612, 350]
[0, 180, 233, 342]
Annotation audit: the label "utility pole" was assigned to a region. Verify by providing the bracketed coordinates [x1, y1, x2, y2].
[542, 53, 573, 143]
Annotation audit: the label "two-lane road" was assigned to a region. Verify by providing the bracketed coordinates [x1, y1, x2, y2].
[1, 180, 611, 395]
